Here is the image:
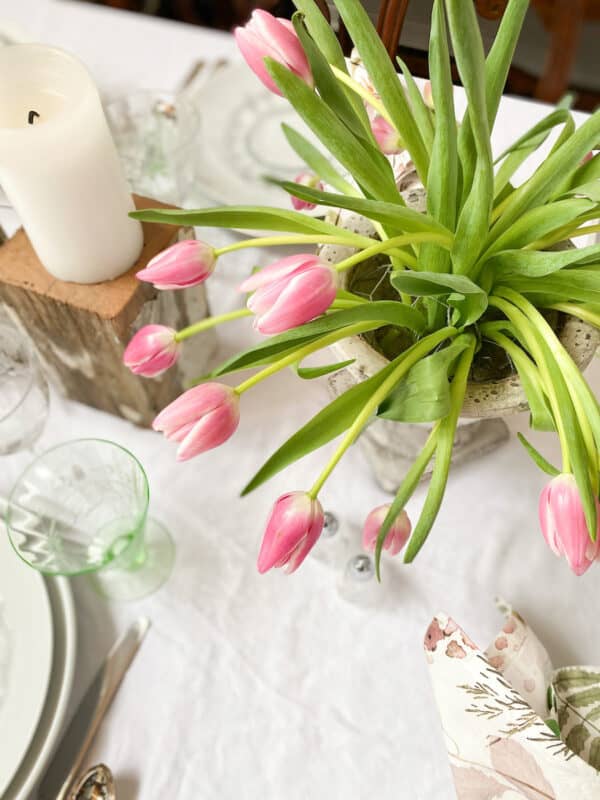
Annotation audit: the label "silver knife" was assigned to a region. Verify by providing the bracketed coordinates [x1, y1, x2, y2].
[38, 617, 150, 800]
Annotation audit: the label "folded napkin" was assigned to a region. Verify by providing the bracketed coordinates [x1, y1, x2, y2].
[425, 602, 600, 798]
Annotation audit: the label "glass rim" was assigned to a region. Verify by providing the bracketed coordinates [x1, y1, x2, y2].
[0, 323, 36, 424]
[103, 88, 202, 150]
[5, 437, 150, 577]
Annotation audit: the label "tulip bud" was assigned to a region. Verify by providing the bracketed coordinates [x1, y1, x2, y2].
[539, 473, 600, 575]
[423, 81, 434, 110]
[257, 491, 324, 574]
[291, 172, 324, 211]
[153, 382, 240, 460]
[123, 324, 179, 377]
[239, 254, 336, 335]
[362, 504, 412, 556]
[234, 10, 313, 96]
[136, 239, 217, 290]
[370, 115, 404, 155]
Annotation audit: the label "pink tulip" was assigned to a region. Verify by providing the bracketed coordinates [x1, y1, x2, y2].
[234, 10, 312, 96]
[239, 254, 336, 334]
[291, 172, 324, 211]
[423, 81, 434, 110]
[136, 239, 216, 290]
[362, 504, 412, 556]
[539, 473, 600, 575]
[257, 491, 324, 574]
[370, 115, 403, 155]
[153, 382, 240, 460]
[123, 324, 179, 377]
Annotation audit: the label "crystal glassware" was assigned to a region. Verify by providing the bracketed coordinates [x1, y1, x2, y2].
[0, 322, 49, 455]
[5, 438, 174, 601]
[104, 90, 202, 206]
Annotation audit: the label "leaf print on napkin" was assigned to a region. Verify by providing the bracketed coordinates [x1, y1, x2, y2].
[489, 737, 557, 799]
[450, 764, 514, 799]
[553, 667, 600, 769]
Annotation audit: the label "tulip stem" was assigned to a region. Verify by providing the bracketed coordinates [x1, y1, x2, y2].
[214, 233, 383, 255]
[330, 65, 396, 127]
[234, 321, 381, 395]
[175, 308, 252, 342]
[546, 302, 600, 329]
[526, 223, 600, 252]
[333, 232, 453, 274]
[308, 326, 459, 499]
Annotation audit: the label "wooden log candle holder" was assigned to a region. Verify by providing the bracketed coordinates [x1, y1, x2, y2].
[0, 195, 216, 427]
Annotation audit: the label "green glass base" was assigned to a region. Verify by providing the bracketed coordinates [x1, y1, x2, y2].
[92, 518, 175, 602]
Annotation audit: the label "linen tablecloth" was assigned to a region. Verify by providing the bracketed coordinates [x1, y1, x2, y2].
[1, 3, 599, 797]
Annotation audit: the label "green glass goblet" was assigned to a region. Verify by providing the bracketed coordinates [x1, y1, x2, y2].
[5, 438, 174, 601]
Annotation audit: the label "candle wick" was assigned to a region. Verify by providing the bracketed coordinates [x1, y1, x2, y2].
[28, 110, 40, 125]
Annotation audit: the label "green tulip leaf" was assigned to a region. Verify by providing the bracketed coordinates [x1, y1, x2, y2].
[266, 59, 400, 203]
[333, 0, 429, 182]
[377, 336, 471, 422]
[517, 433, 560, 475]
[390, 270, 488, 326]
[487, 243, 600, 280]
[208, 301, 425, 377]
[502, 271, 600, 305]
[280, 124, 357, 195]
[272, 181, 451, 237]
[489, 111, 600, 244]
[129, 205, 355, 236]
[396, 56, 434, 154]
[422, 0, 457, 277]
[292, 13, 371, 143]
[242, 355, 405, 495]
[294, 358, 355, 379]
[482, 198, 594, 258]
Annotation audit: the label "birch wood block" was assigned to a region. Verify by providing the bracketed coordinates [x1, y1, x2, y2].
[0, 195, 216, 427]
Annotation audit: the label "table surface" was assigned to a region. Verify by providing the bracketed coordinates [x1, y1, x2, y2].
[1, 3, 600, 799]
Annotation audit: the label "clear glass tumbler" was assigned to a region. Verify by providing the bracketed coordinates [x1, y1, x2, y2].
[5, 438, 174, 601]
[0, 322, 49, 455]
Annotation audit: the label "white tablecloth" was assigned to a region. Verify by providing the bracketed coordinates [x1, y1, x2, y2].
[1, 3, 600, 798]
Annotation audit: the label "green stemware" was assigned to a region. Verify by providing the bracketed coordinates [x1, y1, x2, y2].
[5, 438, 174, 601]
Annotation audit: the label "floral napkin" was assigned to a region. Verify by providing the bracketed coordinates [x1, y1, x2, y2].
[425, 602, 600, 798]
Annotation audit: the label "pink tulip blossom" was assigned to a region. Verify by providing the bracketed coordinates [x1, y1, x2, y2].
[291, 172, 324, 211]
[239, 254, 336, 334]
[539, 473, 600, 575]
[234, 10, 312, 96]
[153, 382, 240, 460]
[370, 115, 403, 155]
[257, 491, 324, 574]
[423, 81, 434, 109]
[362, 504, 412, 556]
[123, 324, 179, 377]
[136, 239, 216, 290]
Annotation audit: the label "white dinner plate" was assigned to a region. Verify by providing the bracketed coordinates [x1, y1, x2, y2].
[184, 61, 323, 214]
[0, 533, 53, 797]
[2, 573, 76, 800]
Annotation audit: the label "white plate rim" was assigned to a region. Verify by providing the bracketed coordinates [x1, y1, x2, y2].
[0, 544, 53, 797]
[2, 575, 76, 800]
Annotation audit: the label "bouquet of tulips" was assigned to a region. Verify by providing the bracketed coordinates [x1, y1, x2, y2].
[123, 0, 600, 578]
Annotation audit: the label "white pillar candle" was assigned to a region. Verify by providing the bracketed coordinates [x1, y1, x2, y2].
[0, 45, 143, 284]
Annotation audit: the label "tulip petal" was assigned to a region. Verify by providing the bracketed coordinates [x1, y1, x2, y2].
[176, 402, 240, 460]
[239, 254, 319, 293]
[234, 26, 283, 95]
[255, 266, 336, 334]
[250, 10, 313, 84]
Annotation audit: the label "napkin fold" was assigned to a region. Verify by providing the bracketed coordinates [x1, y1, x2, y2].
[425, 602, 600, 798]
